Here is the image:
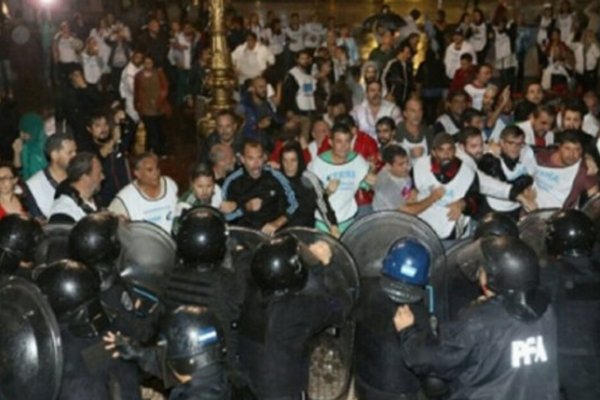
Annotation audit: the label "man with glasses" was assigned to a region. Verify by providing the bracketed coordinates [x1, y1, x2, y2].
[478, 126, 538, 219]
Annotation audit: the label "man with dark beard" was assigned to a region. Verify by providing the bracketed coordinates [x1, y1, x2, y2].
[412, 133, 480, 240]
[242, 76, 282, 152]
[281, 50, 317, 117]
[80, 110, 131, 207]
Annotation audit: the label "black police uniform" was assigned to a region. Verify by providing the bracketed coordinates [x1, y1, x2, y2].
[399, 296, 559, 400]
[168, 367, 229, 400]
[36, 260, 143, 400]
[554, 255, 600, 400]
[162, 255, 245, 358]
[58, 326, 142, 400]
[238, 264, 351, 400]
[100, 272, 160, 343]
[354, 278, 431, 400]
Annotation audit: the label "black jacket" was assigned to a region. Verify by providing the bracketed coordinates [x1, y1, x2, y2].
[399, 297, 559, 400]
[221, 166, 299, 229]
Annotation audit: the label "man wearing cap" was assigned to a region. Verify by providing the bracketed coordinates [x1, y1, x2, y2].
[412, 133, 480, 240]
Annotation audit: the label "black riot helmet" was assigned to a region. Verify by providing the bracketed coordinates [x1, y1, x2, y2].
[251, 234, 308, 295]
[459, 236, 547, 320]
[163, 305, 226, 376]
[69, 212, 122, 266]
[473, 212, 519, 239]
[176, 206, 228, 269]
[480, 236, 540, 294]
[546, 210, 596, 257]
[35, 259, 109, 337]
[0, 214, 43, 275]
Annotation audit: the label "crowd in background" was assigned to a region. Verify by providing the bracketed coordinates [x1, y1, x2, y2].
[0, 0, 599, 241]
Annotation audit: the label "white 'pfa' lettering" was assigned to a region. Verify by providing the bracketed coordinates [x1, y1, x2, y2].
[511, 336, 548, 368]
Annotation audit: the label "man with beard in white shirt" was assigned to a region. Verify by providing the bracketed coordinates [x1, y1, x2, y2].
[412, 133, 480, 240]
[351, 80, 402, 140]
[281, 49, 317, 117]
[534, 129, 599, 209]
[517, 104, 555, 148]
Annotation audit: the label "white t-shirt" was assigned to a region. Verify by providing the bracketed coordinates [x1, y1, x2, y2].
[308, 152, 369, 223]
[109, 177, 179, 233]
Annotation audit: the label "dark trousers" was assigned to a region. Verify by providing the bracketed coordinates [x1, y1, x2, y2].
[142, 115, 166, 155]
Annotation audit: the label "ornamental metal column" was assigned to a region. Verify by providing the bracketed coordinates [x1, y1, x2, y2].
[198, 0, 235, 136]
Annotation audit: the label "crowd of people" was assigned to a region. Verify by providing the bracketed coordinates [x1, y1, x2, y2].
[0, 0, 599, 239]
[1, 0, 600, 399]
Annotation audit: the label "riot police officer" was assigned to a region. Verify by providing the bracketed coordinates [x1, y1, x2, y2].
[35, 259, 142, 399]
[163, 206, 247, 383]
[238, 233, 352, 400]
[473, 212, 519, 239]
[69, 212, 159, 343]
[546, 210, 600, 400]
[0, 214, 43, 278]
[354, 238, 435, 400]
[394, 236, 559, 399]
[105, 305, 230, 400]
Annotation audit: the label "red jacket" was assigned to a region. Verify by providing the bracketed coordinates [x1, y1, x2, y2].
[318, 131, 379, 163]
[270, 140, 312, 164]
[134, 69, 171, 117]
[450, 66, 476, 92]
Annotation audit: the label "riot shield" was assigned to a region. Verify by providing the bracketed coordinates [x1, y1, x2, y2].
[341, 211, 445, 278]
[341, 211, 445, 317]
[279, 227, 359, 400]
[34, 223, 72, 266]
[228, 226, 269, 253]
[432, 240, 482, 322]
[0, 276, 63, 400]
[518, 208, 559, 261]
[116, 221, 177, 300]
[582, 193, 600, 220]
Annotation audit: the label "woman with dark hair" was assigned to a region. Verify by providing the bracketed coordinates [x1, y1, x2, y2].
[279, 142, 339, 236]
[173, 162, 222, 232]
[0, 162, 25, 219]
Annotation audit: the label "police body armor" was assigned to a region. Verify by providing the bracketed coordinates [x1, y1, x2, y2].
[554, 256, 600, 400]
[34, 260, 142, 400]
[341, 211, 445, 399]
[0, 277, 63, 400]
[239, 228, 358, 400]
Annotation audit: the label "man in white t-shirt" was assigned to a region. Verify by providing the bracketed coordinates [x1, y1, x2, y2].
[465, 63, 493, 111]
[231, 32, 275, 85]
[412, 133, 478, 240]
[351, 80, 402, 140]
[109, 152, 178, 233]
[444, 30, 477, 80]
[308, 123, 373, 233]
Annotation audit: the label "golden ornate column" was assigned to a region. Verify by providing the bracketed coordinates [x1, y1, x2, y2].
[199, 0, 236, 136]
